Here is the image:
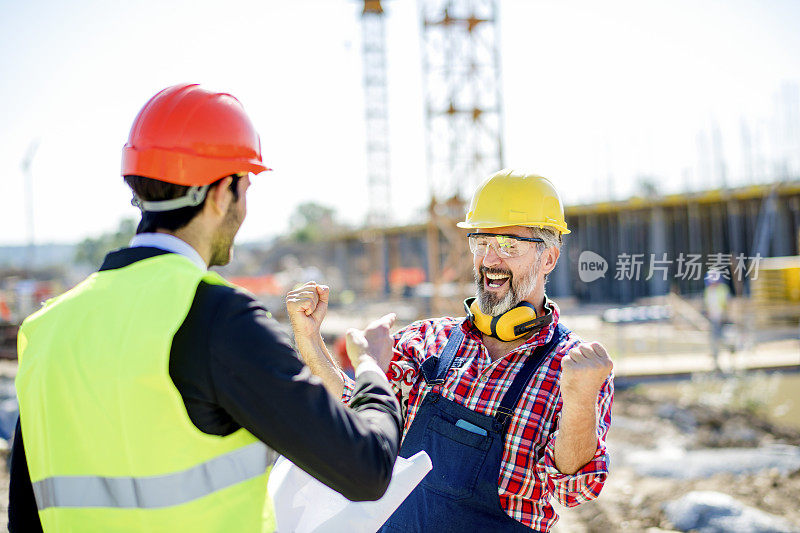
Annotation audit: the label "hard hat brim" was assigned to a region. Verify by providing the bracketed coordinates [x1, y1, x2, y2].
[122, 145, 270, 186]
[456, 220, 570, 235]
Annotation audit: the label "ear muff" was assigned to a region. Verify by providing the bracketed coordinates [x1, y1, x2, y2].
[464, 297, 553, 342]
[466, 298, 493, 336]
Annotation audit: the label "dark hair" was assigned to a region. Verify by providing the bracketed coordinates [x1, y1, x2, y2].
[124, 174, 241, 234]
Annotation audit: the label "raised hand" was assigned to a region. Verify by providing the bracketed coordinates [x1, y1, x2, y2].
[559, 342, 613, 404]
[345, 313, 397, 372]
[285, 281, 330, 341]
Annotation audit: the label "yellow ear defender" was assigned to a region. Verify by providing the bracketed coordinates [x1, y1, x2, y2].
[464, 297, 553, 342]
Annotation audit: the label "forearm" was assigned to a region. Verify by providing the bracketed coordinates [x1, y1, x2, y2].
[295, 334, 345, 398]
[212, 343, 400, 501]
[276, 367, 401, 501]
[553, 393, 600, 475]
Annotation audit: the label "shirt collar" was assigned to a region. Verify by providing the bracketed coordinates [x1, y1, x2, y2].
[535, 297, 560, 346]
[129, 233, 207, 271]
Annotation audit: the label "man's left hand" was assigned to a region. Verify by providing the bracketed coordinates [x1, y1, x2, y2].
[345, 313, 397, 372]
[559, 342, 613, 404]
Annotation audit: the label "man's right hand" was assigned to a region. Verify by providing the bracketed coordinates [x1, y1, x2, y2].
[286, 281, 329, 342]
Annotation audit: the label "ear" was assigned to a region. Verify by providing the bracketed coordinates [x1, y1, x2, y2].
[540, 247, 560, 276]
[206, 177, 233, 217]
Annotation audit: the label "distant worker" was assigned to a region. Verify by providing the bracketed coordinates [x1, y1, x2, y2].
[704, 269, 731, 372]
[10, 84, 402, 532]
[287, 169, 614, 532]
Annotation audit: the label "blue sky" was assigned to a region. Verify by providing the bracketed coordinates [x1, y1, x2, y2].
[1, 0, 799, 245]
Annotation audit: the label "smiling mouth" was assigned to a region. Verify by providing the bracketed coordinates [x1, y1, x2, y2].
[484, 271, 510, 290]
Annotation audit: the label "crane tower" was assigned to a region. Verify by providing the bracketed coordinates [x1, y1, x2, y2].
[361, 0, 392, 226]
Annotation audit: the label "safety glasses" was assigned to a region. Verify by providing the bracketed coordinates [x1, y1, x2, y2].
[467, 233, 543, 258]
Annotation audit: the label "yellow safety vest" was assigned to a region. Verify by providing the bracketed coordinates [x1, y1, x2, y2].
[16, 253, 274, 532]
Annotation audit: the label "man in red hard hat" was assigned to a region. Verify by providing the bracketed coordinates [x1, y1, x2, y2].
[10, 84, 402, 532]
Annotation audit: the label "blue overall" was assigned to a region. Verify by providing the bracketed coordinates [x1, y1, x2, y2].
[380, 322, 567, 533]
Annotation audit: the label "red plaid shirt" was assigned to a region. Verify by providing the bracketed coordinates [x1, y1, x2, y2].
[341, 300, 613, 531]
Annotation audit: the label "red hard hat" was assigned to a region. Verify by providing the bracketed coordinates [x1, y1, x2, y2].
[121, 84, 270, 186]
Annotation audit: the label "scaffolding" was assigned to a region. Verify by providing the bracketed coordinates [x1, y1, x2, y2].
[420, 0, 504, 200]
[420, 0, 505, 314]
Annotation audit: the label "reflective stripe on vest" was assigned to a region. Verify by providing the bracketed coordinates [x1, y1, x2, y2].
[33, 442, 268, 510]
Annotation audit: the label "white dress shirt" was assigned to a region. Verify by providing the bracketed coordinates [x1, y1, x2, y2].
[129, 233, 206, 271]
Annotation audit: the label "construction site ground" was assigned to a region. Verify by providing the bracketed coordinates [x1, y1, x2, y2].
[552, 374, 800, 532]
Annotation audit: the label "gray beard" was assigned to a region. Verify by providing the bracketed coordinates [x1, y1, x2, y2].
[474, 260, 540, 316]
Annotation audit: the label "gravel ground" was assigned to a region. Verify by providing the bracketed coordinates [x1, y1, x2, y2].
[555, 383, 800, 532]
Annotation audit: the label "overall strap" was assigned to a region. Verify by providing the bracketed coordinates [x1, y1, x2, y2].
[420, 321, 467, 385]
[494, 323, 566, 431]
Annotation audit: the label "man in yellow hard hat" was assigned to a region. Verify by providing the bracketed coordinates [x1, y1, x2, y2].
[287, 169, 614, 532]
[9, 84, 402, 532]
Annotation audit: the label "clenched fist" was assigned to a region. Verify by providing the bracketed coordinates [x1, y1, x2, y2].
[285, 281, 329, 341]
[345, 313, 397, 372]
[559, 342, 613, 404]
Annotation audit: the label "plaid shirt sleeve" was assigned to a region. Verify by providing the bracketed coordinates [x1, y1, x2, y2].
[535, 373, 614, 507]
[340, 368, 356, 403]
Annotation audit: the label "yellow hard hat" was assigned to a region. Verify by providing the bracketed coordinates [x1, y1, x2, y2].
[457, 169, 570, 234]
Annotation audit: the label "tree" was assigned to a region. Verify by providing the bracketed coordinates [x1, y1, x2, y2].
[635, 175, 661, 198]
[288, 202, 341, 242]
[74, 218, 137, 267]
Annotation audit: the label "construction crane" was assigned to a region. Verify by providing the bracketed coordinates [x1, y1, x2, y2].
[361, 0, 392, 227]
[358, 0, 393, 296]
